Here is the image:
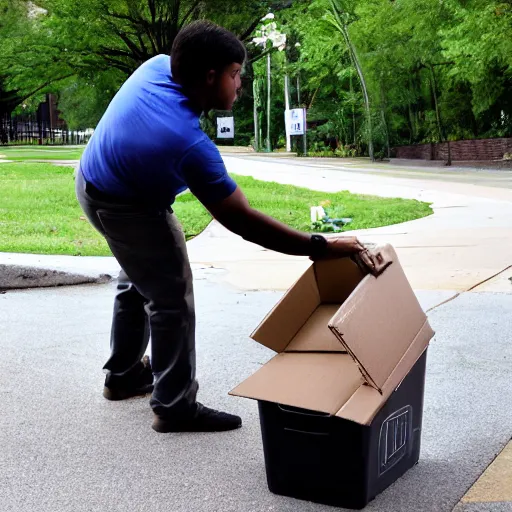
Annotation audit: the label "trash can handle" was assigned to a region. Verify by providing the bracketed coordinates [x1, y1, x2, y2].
[352, 243, 393, 277]
[277, 404, 330, 417]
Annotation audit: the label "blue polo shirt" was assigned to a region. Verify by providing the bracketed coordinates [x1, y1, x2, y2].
[80, 55, 237, 207]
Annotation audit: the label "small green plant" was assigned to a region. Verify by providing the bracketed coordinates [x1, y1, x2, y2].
[373, 149, 387, 161]
[305, 144, 359, 159]
[334, 145, 358, 158]
[310, 200, 352, 233]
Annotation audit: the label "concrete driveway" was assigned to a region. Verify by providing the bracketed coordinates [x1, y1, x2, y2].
[0, 277, 511, 512]
[1, 155, 511, 511]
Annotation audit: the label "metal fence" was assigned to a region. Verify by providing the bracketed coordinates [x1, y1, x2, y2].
[0, 112, 90, 145]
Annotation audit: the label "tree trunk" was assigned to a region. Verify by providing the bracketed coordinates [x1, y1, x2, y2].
[408, 103, 414, 144]
[266, 52, 271, 152]
[350, 74, 356, 145]
[329, 1, 373, 160]
[253, 79, 260, 151]
[407, 76, 417, 143]
[295, 74, 307, 155]
[284, 74, 291, 152]
[8, 115, 12, 144]
[429, 64, 451, 166]
[381, 109, 390, 159]
[347, 36, 373, 160]
[380, 82, 390, 158]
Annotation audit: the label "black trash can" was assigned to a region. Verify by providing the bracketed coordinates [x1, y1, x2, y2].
[258, 350, 428, 510]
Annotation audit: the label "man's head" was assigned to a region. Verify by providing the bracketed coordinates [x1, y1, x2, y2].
[171, 21, 246, 112]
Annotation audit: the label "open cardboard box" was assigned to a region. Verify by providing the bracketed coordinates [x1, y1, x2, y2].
[230, 244, 434, 425]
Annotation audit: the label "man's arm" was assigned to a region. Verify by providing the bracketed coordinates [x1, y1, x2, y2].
[203, 186, 368, 260]
[179, 140, 371, 263]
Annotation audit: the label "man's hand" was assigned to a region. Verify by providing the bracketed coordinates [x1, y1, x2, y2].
[320, 236, 377, 273]
[324, 236, 365, 258]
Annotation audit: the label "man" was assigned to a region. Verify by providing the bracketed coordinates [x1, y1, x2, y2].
[76, 20, 371, 434]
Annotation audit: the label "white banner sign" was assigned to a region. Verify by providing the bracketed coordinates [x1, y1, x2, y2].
[285, 108, 306, 136]
[217, 117, 235, 139]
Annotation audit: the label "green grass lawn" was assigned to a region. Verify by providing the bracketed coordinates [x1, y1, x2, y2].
[0, 145, 85, 161]
[0, 162, 432, 256]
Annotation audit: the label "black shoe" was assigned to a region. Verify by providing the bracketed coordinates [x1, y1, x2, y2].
[152, 403, 242, 433]
[103, 356, 154, 401]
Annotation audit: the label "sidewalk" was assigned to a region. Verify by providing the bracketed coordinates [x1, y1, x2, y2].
[218, 146, 512, 169]
[454, 442, 512, 511]
[9, 156, 512, 298]
[1, 156, 510, 510]
[188, 155, 512, 297]
[0, 274, 510, 512]
[5, 155, 511, 297]
[188, 156, 512, 511]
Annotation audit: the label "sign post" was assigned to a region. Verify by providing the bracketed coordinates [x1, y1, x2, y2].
[216, 116, 235, 139]
[285, 108, 307, 155]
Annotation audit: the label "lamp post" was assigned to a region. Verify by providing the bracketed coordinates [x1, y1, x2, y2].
[252, 14, 287, 153]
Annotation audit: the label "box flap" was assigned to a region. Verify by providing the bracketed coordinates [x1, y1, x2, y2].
[229, 352, 364, 415]
[377, 320, 434, 400]
[335, 384, 385, 425]
[335, 340, 432, 425]
[329, 245, 428, 392]
[251, 265, 320, 353]
[286, 304, 346, 352]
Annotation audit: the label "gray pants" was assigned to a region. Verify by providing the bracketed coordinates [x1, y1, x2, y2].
[75, 169, 198, 418]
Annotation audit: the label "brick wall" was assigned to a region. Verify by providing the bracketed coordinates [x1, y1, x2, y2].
[393, 137, 512, 161]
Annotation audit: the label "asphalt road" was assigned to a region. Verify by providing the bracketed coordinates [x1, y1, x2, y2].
[0, 275, 510, 512]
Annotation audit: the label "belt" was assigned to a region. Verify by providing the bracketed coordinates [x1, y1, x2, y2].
[84, 180, 135, 205]
[84, 178, 173, 213]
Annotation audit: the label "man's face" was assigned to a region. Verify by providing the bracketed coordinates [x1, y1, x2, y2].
[210, 63, 242, 111]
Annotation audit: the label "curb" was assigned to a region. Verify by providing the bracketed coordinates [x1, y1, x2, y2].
[0, 264, 112, 291]
[452, 441, 512, 512]
[453, 502, 512, 511]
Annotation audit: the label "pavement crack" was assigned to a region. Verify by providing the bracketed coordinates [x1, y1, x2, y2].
[427, 264, 512, 313]
[466, 264, 512, 292]
[427, 293, 461, 313]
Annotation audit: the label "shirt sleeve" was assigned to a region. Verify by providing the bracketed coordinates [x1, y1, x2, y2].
[179, 137, 237, 205]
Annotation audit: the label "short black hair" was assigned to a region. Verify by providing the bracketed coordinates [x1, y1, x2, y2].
[171, 20, 246, 87]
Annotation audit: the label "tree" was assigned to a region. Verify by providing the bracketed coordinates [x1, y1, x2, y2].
[0, 0, 295, 131]
[442, 0, 512, 133]
[279, 1, 365, 152]
[3, 0, 511, 150]
[0, 0, 30, 115]
[325, 0, 374, 160]
[56, 72, 122, 130]
[1, 1, 293, 99]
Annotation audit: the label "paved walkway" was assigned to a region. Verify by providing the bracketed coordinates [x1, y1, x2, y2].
[187, 154, 512, 298]
[1, 280, 510, 512]
[1, 155, 511, 510]
[6, 156, 512, 298]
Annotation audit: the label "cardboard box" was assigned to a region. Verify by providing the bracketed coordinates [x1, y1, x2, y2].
[230, 244, 434, 508]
